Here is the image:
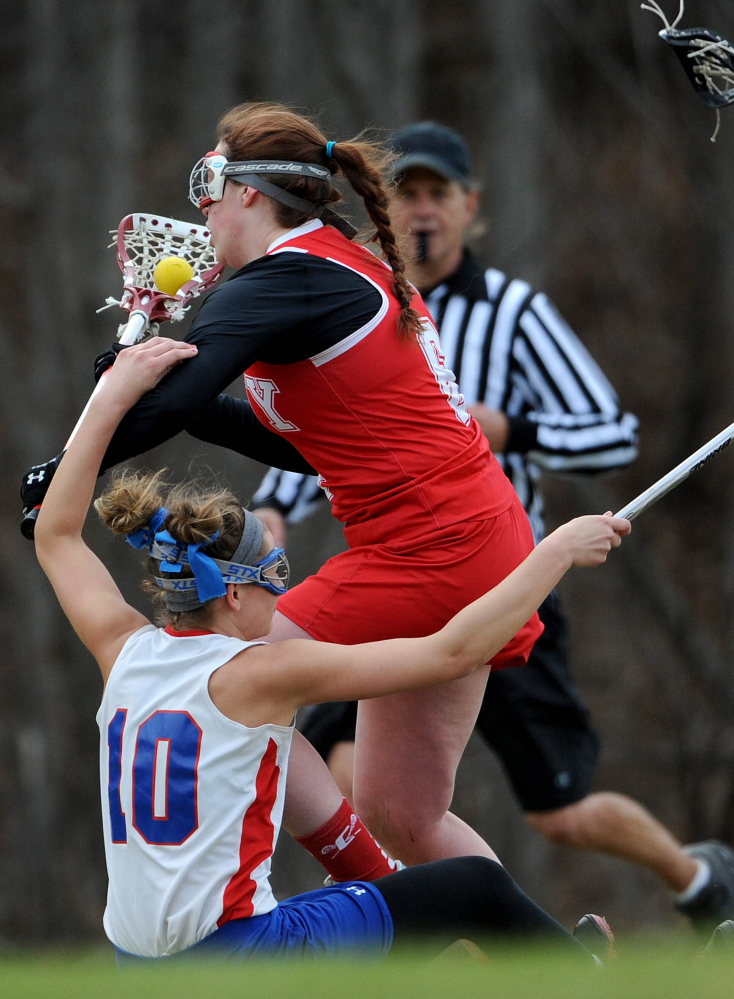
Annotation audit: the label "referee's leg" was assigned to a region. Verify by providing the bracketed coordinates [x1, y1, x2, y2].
[479, 596, 699, 893]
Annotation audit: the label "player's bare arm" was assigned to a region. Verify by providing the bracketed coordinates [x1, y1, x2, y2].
[211, 514, 629, 728]
[34, 338, 199, 676]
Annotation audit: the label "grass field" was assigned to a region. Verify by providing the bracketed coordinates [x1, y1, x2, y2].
[1, 941, 731, 999]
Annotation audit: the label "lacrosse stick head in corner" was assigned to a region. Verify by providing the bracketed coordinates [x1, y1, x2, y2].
[100, 213, 225, 345]
[659, 25, 734, 108]
[643, 2, 734, 139]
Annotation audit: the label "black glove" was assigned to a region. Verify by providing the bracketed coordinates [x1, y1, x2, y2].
[93, 342, 128, 383]
[20, 452, 65, 518]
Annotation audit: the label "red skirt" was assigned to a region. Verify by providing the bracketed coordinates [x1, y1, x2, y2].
[277, 492, 542, 670]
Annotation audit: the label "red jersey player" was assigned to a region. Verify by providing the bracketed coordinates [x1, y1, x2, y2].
[22, 102, 546, 872]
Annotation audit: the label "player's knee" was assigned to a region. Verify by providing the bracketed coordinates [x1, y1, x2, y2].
[354, 774, 452, 836]
[351, 791, 391, 845]
[352, 793, 432, 856]
[440, 857, 521, 907]
[353, 797, 408, 850]
[525, 801, 587, 847]
[459, 855, 511, 887]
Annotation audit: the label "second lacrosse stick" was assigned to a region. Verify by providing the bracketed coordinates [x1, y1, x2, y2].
[615, 421, 734, 521]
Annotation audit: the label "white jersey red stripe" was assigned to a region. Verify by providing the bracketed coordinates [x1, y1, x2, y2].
[97, 625, 292, 957]
[219, 736, 280, 924]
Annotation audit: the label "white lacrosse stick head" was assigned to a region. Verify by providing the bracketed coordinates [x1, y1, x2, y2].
[102, 213, 224, 341]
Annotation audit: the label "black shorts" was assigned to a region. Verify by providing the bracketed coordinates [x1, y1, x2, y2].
[300, 594, 599, 814]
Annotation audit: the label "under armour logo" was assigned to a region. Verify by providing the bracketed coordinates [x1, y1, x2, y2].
[346, 886, 367, 895]
[26, 470, 46, 484]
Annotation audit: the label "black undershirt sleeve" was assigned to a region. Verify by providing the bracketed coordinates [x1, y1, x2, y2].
[185, 394, 317, 475]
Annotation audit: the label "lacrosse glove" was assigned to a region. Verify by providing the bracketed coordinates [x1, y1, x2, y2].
[20, 452, 65, 519]
[93, 342, 129, 383]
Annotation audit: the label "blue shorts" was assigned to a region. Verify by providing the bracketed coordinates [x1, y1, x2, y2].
[114, 882, 393, 963]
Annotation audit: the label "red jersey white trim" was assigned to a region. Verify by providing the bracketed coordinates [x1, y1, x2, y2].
[246, 223, 516, 545]
[309, 257, 389, 367]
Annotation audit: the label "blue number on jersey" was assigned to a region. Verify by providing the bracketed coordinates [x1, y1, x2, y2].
[107, 709, 202, 846]
[133, 711, 203, 845]
[107, 709, 128, 843]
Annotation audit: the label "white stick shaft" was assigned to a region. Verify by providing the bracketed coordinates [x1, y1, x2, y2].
[615, 421, 734, 520]
[64, 311, 149, 448]
[118, 310, 149, 346]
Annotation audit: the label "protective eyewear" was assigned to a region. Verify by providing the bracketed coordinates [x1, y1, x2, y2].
[153, 544, 290, 597]
[241, 547, 290, 595]
[201, 545, 290, 596]
[188, 152, 331, 211]
[189, 151, 229, 210]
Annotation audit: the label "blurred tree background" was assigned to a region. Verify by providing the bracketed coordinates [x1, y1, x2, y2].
[1, 0, 734, 945]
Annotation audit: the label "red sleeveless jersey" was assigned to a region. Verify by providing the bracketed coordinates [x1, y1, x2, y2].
[245, 225, 516, 546]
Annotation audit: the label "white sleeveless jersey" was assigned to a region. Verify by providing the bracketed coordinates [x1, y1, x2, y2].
[96, 625, 293, 957]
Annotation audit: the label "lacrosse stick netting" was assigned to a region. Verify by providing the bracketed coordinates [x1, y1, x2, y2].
[100, 213, 223, 341]
[19, 215, 223, 540]
[643, 1, 734, 140]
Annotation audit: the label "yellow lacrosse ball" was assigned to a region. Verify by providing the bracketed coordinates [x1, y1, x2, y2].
[153, 256, 195, 296]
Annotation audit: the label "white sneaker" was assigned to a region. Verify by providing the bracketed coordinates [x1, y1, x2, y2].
[323, 859, 405, 887]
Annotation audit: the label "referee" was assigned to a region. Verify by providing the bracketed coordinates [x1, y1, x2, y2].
[252, 122, 734, 929]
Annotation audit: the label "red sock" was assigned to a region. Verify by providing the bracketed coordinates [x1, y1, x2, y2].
[294, 798, 400, 882]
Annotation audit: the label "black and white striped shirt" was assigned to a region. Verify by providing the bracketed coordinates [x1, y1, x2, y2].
[252, 250, 638, 541]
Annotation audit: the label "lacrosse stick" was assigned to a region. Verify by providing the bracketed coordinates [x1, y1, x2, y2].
[615, 419, 734, 521]
[20, 213, 223, 539]
[98, 212, 222, 339]
[643, 1, 734, 140]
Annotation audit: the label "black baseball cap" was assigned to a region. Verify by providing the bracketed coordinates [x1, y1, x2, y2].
[388, 121, 473, 184]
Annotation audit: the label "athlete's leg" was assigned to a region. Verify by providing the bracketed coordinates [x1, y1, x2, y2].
[325, 741, 356, 804]
[353, 670, 502, 864]
[373, 857, 589, 958]
[191, 858, 593, 964]
[301, 701, 358, 803]
[478, 596, 698, 892]
[526, 794, 697, 891]
[264, 611, 397, 880]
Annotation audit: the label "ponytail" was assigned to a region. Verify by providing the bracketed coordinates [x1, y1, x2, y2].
[328, 141, 423, 341]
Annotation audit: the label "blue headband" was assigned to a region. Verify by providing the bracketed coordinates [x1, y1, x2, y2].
[126, 506, 269, 610]
[152, 529, 226, 604]
[125, 506, 225, 603]
[125, 507, 169, 553]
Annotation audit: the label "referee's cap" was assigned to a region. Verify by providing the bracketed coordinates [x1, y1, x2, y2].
[389, 122, 473, 184]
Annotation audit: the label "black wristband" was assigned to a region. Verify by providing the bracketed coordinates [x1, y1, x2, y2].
[506, 416, 538, 454]
[93, 343, 128, 383]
